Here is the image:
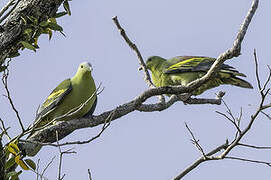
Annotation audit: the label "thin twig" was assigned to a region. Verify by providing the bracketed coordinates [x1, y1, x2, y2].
[225, 156, 271, 167]
[254, 49, 262, 91]
[261, 65, 271, 93]
[238, 143, 271, 149]
[36, 159, 40, 180]
[222, 99, 238, 125]
[88, 169, 92, 180]
[261, 111, 271, 120]
[184, 122, 206, 157]
[237, 107, 242, 128]
[112, 16, 154, 88]
[0, 117, 11, 140]
[2, 61, 25, 132]
[56, 131, 76, 180]
[41, 156, 55, 178]
[173, 140, 228, 180]
[215, 111, 241, 133]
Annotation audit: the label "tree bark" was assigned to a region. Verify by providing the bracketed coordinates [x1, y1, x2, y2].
[0, 0, 64, 66]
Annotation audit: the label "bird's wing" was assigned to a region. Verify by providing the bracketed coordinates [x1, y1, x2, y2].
[35, 79, 72, 120]
[83, 97, 97, 117]
[164, 56, 246, 77]
[164, 56, 216, 74]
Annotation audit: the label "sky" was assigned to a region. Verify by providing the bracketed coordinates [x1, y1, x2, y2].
[1, 0, 271, 179]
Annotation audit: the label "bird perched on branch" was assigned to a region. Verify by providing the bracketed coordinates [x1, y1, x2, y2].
[26, 62, 97, 156]
[144, 56, 253, 95]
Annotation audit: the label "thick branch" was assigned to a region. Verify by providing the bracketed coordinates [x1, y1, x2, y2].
[22, 87, 224, 155]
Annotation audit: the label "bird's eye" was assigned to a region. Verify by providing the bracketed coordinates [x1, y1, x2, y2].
[80, 65, 83, 68]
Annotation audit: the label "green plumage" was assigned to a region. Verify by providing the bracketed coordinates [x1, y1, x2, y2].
[146, 56, 253, 95]
[26, 62, 97, 156]
[30, 62, 97, 135]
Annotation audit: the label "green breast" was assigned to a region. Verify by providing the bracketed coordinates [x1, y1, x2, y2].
[37, 74, 97, 128]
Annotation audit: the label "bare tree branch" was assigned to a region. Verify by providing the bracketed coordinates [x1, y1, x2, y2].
[112, 16, 166, 104]
[88, 169, 92, 180]
[238, 143, 271, 149]
[56, 131, 76, 180]
[254, 49, 262, 91]
[173, 2, 263, 177]
[225, 156, 271, 167]
[0, 117, 11, 140]
[173, 141, 229, 180]
[40, 156, 55, 180]
[261, 111, 271, 120]
[112, 16, 154, 89]
[20, 0, 259, 157]
[2, 61, 25, 131]
[185, 123, 206, 157]
[216, 110, 240, 131]
[21, 108, 113, 147]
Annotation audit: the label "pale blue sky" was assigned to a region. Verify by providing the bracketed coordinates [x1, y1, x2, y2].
[1, 0, 271, 179]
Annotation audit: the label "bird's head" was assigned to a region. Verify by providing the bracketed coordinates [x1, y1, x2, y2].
[144, 56, 166, 71]
[139, 56, 166, 71]
[77, 62, 93, 74]
[74, 62, 94, 80]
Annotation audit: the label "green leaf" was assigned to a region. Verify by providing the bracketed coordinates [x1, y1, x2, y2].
[9, 170, 22, 180]
[8, 52, 20, 58]
[23, 28, 32, 34]
[54, 11, 68, 18]
[24, 28, 33, 34]
[20, 16, 27, 25]
[63, 1, 71, 16]
[48, 22, 63, 32]
[47, 28, 53, 40]
[24, 159, 36, 170]
[0, 65, 7, 72]
[5, 156, 16, 170]
[19, 41, 36, 52]
[5, 171, 17, 178]
[27, 16, 38, 25]
[48, 18, 57, 24]
[39, 21, 49, 27]
[23, 28, 33, 39]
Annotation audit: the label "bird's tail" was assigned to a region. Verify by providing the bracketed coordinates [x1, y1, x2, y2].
[222, 76, 253, 89]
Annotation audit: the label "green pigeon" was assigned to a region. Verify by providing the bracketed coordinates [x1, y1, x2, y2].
[26, 62, 97, 156]
[145, 56, 253, 95]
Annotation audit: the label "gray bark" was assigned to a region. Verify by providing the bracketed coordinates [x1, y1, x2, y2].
[0, 0, 64, 66]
